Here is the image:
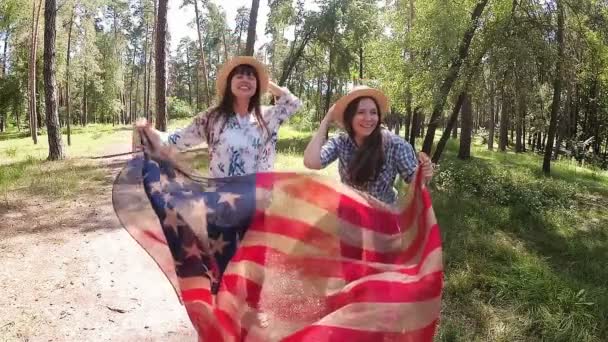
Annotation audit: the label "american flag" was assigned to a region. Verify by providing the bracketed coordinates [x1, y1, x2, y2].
[113, 152, 443, 341]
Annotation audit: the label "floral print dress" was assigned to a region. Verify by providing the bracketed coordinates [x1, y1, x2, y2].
[160, 87, 302, 178]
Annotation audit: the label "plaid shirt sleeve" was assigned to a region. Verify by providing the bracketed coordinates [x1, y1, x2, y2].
[320, 134, 342, 168]
[394, 136, 418, 183]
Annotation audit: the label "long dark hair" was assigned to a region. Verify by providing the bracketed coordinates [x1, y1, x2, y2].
[343, 96, 385, 187]
[204, 64, 269, 143]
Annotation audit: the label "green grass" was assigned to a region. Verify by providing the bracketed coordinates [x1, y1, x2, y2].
[0, 123, 133, 165]
[1, 121, 607, 341]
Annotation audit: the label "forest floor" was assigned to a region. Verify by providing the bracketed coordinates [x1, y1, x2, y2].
[1, 122, 607, 341]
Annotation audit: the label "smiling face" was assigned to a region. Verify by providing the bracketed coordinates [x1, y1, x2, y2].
[229, 64, 258, 100]
[347, 97, 380, 140]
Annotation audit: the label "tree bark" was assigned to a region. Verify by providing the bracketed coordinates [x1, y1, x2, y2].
[543, 0, 564, 175]
[488, 83, 495, 150]
[409, 107, 421, 149]
[245, 0, 260, 56]
[29, 0, 44, 144]
[359, 45, 363, 80]
[44, 0, 64, 160]
[1, 31, 9, 76]
[431, 92, 465, 163]
[155, 0, 168, 131]
[65, 5, 75, 146]
[142, 0, 148, 121]
[499, 90, 509, 152]
[458, 92, 473, 159]
[515, 96, 524, 153]
[186, 44, 193, 106]
[82, 71, 88, 125]
[193, 0, 210, 107]
[146, 0, 157, 122]
[421, 0, 489, 154]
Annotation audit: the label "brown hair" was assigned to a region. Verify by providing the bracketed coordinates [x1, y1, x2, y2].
[343, 96, 385, 187]
[204, 64, 269, 143]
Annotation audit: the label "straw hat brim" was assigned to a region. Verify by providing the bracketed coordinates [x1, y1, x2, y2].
[215, 56, 269, 101]
[331, 87, 390, 127]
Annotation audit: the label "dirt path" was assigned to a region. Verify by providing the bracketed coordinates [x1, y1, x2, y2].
[0, 148, 196, 341]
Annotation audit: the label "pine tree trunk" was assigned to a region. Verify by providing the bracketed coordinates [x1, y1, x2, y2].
[29, 0, 44, 144]
[1, 31, 9, 76]
[543, 0, 564, 175]
[65, 5, 75, 146]
[44, 0, 64, 160]
[410, 107, 421, 149]
[186, 44, 193, 106]
[222, 29, 229, 62]
[82, 71, 88, 126]
[245, 0, 260, 56]
[488, 85, 495, 150]
[515, 98, 524, 153]
[359, 45, 364, 80]
[458, 92, 473, 159]
[499, 93, 509, 152]
[193, 0, 210, 106]
[142, 5, 148, 121]
[155, 0, 168, 131]
[146, 0, 157, 122]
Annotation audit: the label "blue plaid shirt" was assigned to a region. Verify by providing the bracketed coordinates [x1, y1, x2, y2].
[320, 129, 418, 204]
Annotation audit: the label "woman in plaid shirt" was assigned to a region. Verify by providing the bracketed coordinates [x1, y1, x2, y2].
[303, 86, 433, 205]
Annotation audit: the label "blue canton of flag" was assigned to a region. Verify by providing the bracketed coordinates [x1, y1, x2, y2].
[141, 155, 257, 294]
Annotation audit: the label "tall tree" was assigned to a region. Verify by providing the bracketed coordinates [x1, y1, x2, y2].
[421, 0, 489, 154]
[44, 0, 64, 160]
[155, 0, 168, 131]
[29, 0, 44, 144]
[543, 0, 565, 175]
[65, 4, 75, 146]
[245, 0, 260, 56]
[189, 0, 210, 107]
[458, 92, 473, 159]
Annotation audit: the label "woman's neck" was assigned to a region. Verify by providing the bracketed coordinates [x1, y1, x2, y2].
[354, 135, 365, 147]
[233, 97, 250, 117]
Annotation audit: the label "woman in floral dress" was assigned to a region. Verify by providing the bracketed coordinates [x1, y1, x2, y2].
[136, 56, 302, 177]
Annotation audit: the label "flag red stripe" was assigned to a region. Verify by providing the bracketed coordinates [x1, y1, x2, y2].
[232, 228, 440, 283]
[213, 307, 239, 340]
[184, 306, 223, 342]
[221, 274, 262, 309]
[245, 206, 441, 266]
[325, 272, 443, 309]
[282, 320, 439, 342]
[249, 211, 337, 251]
[181, 288, 212, 304]
[255, 173, 403, 234]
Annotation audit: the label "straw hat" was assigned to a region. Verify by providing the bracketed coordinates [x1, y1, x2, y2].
[331, 86, 390, 127]
[215, 56, 269, 101]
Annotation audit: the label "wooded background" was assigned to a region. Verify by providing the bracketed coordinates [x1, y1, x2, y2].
[0, 0, 607, 173]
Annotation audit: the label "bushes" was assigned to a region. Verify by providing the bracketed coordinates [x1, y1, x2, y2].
[433, 158, 577, 211]
[168, 97, 195, 119]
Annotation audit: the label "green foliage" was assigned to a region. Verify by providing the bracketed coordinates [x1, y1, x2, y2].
[434, 156, 577, 212]
[167, 96, 194, 119]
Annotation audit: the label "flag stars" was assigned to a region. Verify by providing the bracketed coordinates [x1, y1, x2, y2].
[218, 192, 241, 210]
[209, 234, 229, 255]
[183, 242, 202, 260]
[163, 207, 181, 235]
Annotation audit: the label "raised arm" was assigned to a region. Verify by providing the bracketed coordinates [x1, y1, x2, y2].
[264, 81, 303, 131]
[134, 110, 210, 152]
[303, 107, 337, 170]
